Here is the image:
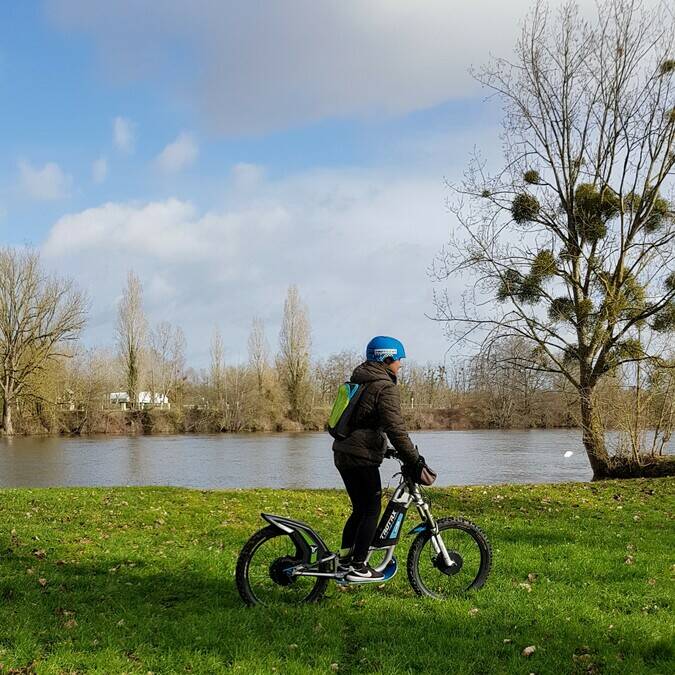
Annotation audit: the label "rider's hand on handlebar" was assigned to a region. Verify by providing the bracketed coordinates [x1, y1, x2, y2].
[403, 454, 437, 486]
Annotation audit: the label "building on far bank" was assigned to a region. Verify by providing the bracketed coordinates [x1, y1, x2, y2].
[109, 392, 170, 410]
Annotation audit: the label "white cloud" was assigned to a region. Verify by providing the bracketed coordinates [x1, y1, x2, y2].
[155, 132, 198, 173]
[41, 166, 458, 365]
[92, 156, 108, 183]
[231, 163, 265, 191]
[18, 160, 72, 200]
[46, 0, 603, 136]
[113, 116, 135, 153]
[43, 199, 204, 260]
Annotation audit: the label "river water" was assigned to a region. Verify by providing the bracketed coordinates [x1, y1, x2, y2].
[2, 428, 661, 489]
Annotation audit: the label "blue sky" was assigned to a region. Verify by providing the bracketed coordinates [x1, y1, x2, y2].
[0, 1, 548, 367]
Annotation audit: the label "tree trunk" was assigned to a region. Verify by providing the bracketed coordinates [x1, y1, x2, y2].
[579, 384, 610, 479]
[1, 396, 14, 435]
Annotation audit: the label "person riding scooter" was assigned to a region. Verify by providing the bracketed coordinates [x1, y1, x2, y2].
[333, 336, 436, 582]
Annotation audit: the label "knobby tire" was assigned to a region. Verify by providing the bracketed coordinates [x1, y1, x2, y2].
[407, 517, 492, 599]
[236, 525, 329, 606]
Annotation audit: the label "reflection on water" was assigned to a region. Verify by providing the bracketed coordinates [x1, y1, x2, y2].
[0, 429, 671, 489]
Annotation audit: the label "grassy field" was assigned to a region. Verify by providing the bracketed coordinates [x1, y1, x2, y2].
[0, 478, 673, 674]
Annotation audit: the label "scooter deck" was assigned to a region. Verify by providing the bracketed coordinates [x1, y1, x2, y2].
[334, 557, 398, 585]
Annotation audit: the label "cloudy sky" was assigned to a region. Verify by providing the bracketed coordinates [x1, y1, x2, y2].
[0, 1, 581, 367]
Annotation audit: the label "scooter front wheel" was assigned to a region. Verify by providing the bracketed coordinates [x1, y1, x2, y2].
[236, 525, 329, 606]
[407, 517, 492, 599]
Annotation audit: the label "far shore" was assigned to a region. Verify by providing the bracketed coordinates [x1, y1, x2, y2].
[3, 423, 582, 438]
[4, 405, 581, 437]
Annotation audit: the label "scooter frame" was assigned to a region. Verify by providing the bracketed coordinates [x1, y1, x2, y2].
[261, 473, 456, 583]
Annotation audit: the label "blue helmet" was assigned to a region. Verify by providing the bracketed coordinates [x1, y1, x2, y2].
[366, 336, 406, 362]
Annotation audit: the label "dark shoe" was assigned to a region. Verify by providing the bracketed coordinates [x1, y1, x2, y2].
[345, 563, 385, 583]
[337, 556, 352, 575]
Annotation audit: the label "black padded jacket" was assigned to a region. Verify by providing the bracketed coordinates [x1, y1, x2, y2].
[332, 360, 419, 468]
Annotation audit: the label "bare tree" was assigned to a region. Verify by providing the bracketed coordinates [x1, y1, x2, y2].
[647, 354, 675, 456]
[399, 362, 451, 409]
[466, 337, 552, 428]
[0, 247, 87, 434]
[60, 346, 117, 431]
[223, 364, 251, 431]
[148, 321, 186, 407]
[314, 350, 361, 404]
[115, 271, 146, 410]
[613, 338, 674, 459]
[277, 285, 312, 421]
[210, 326, 225, 408]
[247, 317, 269, 392]
[434, 0, 675, 477]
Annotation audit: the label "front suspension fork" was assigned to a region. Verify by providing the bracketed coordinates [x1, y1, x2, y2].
[412, 486, 453, 568]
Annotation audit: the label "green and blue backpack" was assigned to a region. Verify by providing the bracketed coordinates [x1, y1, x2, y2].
[327, 382, 366, 440]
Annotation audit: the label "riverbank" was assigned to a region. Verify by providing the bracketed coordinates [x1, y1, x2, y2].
[14, 405, 578, 436]
[0, 478, 672, 673]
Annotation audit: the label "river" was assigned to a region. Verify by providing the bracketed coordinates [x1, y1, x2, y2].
[3, 428, 664, 489]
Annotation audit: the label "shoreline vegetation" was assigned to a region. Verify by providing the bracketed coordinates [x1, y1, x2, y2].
[26, 403, 579, 437]
[0, 479, 672, 673]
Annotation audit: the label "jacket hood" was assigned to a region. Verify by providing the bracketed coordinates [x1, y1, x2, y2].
[350, 360, 396, 385]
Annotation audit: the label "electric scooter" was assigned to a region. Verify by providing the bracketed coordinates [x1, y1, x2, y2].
[236, 458, 492, 605]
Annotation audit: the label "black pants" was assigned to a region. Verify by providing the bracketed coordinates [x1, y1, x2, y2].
[337, 465, 382, 563]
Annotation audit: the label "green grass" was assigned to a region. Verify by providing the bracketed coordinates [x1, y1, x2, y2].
[0, 478, 673, 674]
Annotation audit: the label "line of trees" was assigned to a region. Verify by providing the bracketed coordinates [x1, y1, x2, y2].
[0, 245, 671, 453]
[0, 252, 357, 435]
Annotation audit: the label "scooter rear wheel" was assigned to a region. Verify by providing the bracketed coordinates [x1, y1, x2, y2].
[236, 525, 329, 606]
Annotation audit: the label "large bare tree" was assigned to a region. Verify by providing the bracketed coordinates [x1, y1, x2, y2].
[277, 285, 312, 421]
[434, 0, 674, 477]
[115, 271, 146, 410]
[0, 247, 87, 434]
